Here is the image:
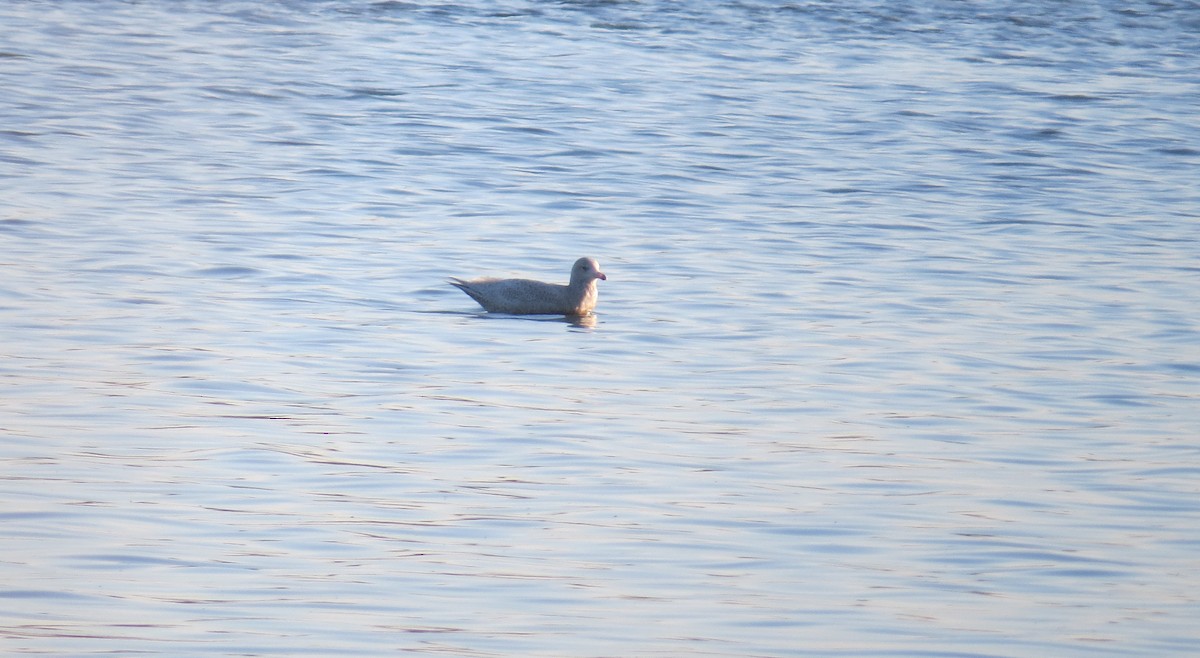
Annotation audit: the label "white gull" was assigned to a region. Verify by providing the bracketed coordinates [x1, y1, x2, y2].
[449, 257, 607, 316]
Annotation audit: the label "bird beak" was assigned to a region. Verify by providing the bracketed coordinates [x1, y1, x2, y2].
[597, 272, 607, 280]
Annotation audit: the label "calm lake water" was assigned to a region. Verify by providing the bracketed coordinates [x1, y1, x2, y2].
[2, 1, 1199, 656]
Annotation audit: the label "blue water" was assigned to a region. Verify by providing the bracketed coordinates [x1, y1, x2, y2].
[2, 1, 1199, 656]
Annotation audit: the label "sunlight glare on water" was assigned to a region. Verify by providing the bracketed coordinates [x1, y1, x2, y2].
[2, 1, 1199, 656]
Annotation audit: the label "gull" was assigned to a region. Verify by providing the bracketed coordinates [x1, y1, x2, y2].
[449, 257, 607, 316]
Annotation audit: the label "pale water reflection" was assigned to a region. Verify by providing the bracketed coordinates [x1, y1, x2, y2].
[2, 1, 1199, 657]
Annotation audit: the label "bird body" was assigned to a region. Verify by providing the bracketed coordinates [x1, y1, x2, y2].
[450, 257, 607, 316]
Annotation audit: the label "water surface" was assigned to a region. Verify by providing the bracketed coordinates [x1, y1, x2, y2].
[2, 1, 1199, 656]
